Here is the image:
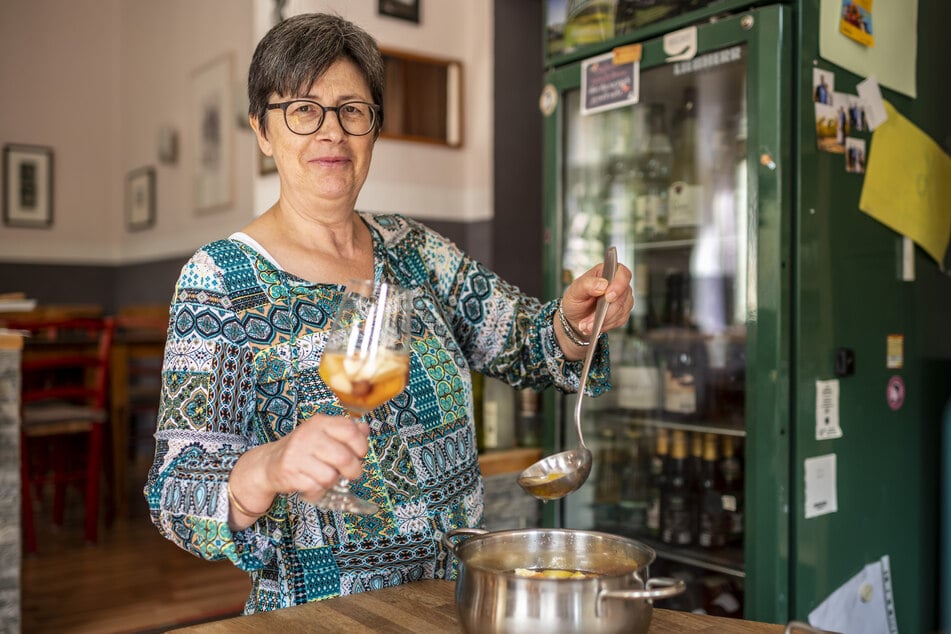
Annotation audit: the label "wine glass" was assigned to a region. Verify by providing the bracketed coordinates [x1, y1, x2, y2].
[317, 279, 412, 514]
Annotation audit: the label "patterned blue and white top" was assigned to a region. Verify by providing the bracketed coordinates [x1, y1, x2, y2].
[144, 212, 610, 614]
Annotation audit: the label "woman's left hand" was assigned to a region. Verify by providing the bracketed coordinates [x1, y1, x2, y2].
[559, 261, 634, 342]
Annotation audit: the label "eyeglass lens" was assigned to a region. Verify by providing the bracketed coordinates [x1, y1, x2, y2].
[284, 101, 376, 136]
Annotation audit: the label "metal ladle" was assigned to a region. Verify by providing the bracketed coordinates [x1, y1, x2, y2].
[518, 246, 618, 501]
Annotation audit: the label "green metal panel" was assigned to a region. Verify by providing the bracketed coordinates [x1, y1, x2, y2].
[743, 7, 794, 622]
[791, 1, 950, 630]
[539, 6, 794, 622]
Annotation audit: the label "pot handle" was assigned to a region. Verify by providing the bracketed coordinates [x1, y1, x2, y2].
[597, 576, 687, 614]
[441, 527, 487, 558]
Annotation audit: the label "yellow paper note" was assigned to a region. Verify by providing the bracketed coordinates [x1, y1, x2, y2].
[859, 102, 951, 265]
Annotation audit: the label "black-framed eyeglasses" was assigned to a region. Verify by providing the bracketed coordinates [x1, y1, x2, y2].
[266, 99, 380, 137]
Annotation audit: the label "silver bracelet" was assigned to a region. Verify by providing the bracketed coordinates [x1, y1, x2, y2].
[557, 300, 591, 347]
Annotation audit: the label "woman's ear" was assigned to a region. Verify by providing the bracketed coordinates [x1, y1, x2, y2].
[250, 115, 273, 157]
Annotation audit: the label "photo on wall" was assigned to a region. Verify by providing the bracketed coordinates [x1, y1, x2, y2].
[378, 0, 420, 23]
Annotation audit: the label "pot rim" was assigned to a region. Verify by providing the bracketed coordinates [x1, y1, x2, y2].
[446, 527, 657, 578]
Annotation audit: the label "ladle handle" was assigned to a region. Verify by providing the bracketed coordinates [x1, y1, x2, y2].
[574, 246, 618, 447]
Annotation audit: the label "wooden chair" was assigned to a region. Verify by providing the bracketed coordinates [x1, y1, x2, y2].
[17, 316, 115, 552]
[110, 304, 168, 519]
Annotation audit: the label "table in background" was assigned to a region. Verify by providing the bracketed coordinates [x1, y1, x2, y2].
[170, 579, 785, 633]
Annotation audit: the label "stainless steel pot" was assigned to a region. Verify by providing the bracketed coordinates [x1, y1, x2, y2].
[442, 527, 685, 634]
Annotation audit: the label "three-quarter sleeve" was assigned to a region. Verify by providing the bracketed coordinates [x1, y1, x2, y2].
[396, 217, 612, 396]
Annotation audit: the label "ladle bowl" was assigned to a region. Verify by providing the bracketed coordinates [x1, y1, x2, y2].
[518, 247, 618, 501]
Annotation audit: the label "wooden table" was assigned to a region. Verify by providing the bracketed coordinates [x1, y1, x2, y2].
[170, 579, 786, 633]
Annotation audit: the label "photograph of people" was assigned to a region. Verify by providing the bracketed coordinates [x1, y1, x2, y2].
[813, 68, 833, 105]
[143, 12, 634, 615]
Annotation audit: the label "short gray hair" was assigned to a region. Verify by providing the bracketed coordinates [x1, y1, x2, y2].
[248, 13, 385, 137]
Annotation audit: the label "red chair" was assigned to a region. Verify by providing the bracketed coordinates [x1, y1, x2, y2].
[17, 316, 115, 552]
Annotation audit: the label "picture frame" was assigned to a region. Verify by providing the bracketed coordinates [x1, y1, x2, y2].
[190, 53, 234, 213]
[378, 0, 420, 23]
[125, 166, 156, 231]
[2, 144, 53, 228]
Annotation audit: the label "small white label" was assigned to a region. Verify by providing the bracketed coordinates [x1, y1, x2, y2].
[804, 453, 838, 519]
[617, 366, 660, 410]
[815, 379, 842, 440]
[721, 494, 737, 512]
[667, 181, 700, 229]
[664, 370, 697, 414]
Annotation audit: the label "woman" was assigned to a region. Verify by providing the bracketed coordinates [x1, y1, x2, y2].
[145, 13, 633, 613]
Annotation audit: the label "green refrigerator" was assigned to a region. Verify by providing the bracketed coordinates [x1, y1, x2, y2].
[538, 1, 951, 630]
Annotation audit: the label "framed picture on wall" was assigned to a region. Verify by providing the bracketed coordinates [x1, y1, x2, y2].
[378, 0, 420, 23]
[190, 53, 234, 213]
[2, 144, 53, 228]
[125, 166, 156, 231]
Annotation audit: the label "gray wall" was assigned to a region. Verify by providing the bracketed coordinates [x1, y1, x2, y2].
[492, 0, 544, 300]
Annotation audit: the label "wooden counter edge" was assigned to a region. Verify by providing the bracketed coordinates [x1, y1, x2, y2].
[478, 446, 542, 477]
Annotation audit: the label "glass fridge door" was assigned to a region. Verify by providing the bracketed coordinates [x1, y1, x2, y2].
[545, 10, 784, 617]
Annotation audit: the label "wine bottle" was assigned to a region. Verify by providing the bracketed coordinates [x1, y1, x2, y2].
[661, 430, 694, 546]
[668, 87, 701, 240]
[645, 427, 669, 537]
[616, 323, 661, 415]
[697, 433, 726, 548]
[594, 427, 622, 506]
[618, 424, 650, 533]
[720, 435, 744, 545]
[637, 103, 672, 241]
[472, 371, 486, 451]
[658, 271, 709, 421]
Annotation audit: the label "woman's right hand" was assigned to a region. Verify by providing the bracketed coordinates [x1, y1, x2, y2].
[226, 413, 371, 529]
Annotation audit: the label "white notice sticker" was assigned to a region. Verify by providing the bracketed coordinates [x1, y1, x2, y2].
[816, 379, 843, 440]
[804, 453, 838, 519]
[664, 26, 697, 62]
[856, 76, 888, 130]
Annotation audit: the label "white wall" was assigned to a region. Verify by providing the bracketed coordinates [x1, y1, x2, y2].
[0, 0, 123, 264]
[0, 0, 493, 265]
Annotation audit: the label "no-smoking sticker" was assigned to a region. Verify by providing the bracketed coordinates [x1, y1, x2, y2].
[887, 375, 905, 411]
